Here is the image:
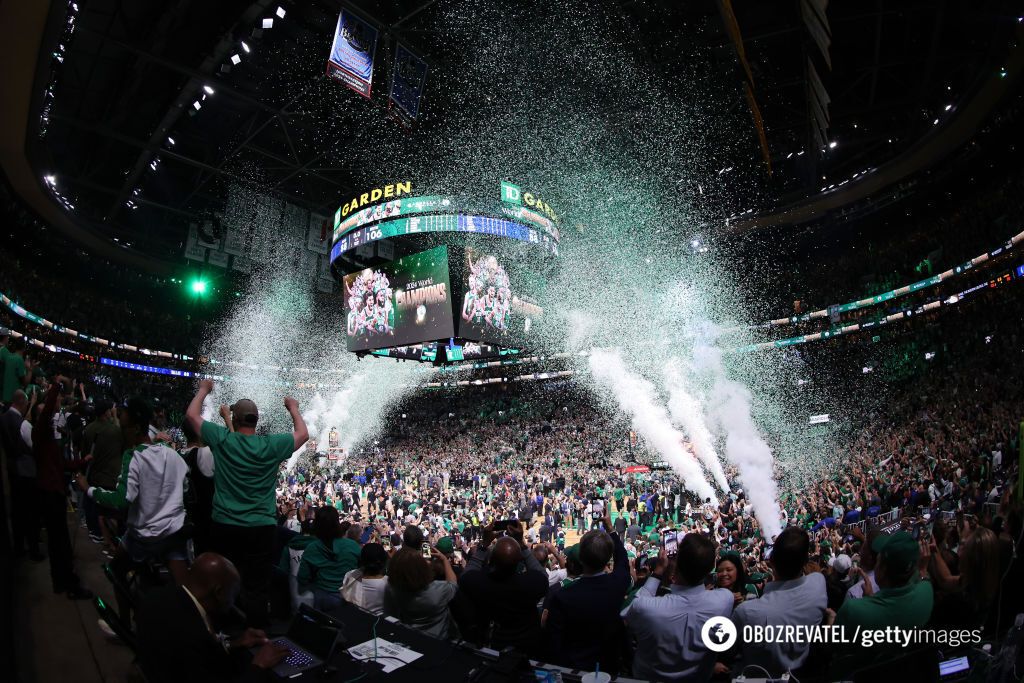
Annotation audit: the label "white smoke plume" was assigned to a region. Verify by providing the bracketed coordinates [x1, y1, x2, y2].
[588, 347, 717, 503]
[694, 343, 783, 540]
[663, 359, 730, 492]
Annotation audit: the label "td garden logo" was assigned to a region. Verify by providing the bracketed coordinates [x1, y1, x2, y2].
[701, 616, 737, 652]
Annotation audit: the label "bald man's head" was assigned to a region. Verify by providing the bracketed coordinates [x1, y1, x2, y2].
[11, 390, 27, 412]
[490, 537, 522, 576]
[186, 552, 240, 616]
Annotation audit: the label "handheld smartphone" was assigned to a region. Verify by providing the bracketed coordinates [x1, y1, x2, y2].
[381, 537, 391, 551]
[663, 531, 678, 555]
[453, 550, 463, 563]
[421, 543, 432, 559]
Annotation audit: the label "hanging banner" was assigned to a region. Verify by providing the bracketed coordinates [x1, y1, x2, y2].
[389, 43, 428, 125]
[184, 225, 207, 262]
[307, 214, 331, 254]
[326, 8, 379, 98]
[196, 220, 221, 249]
[208, 250, 230, 269]
[232, 256, 252, 274]
[222, 227, 247, 257]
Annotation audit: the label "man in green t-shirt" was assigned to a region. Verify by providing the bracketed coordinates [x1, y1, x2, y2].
[1, 338, 35, 403]
[186, 379, 308, 627]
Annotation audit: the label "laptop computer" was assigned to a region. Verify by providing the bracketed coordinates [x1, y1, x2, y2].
[264, 606, 343, 678]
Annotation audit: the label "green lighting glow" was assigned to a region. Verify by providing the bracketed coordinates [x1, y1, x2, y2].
[190, 279, 208, 294]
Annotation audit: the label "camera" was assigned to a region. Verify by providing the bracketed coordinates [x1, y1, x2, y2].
[421, 543, 432, 559]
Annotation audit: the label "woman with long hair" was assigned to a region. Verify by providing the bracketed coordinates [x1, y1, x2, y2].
[928, 525, 1001, 630]
[341, 543, 389, 615]
[298, 506, 361, 612]
[384, 544, 458, 638]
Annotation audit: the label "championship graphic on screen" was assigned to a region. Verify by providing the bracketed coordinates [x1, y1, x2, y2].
[459, 249, 543, 345]
[343, 246, 454, 352]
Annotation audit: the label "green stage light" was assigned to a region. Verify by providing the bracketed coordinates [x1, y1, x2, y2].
[190, 279, 208, 294]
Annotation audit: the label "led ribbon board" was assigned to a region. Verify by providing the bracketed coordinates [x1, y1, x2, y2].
[330, 214, 559, 264]
[333, 195, 562, 245]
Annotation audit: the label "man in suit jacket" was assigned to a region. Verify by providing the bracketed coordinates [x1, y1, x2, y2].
[1, 390, 42, 559]
[137, 553, 288, 683]
[543, 515, 631, 672]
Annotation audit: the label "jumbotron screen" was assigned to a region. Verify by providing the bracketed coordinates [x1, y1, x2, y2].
[343, 246, 455, 352]
[458, 247, 544, 346]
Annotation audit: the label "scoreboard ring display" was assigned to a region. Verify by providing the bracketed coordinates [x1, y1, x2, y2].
[332, 181, 560, 362]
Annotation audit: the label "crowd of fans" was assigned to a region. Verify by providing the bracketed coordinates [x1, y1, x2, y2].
[2, 254, 1022, 681]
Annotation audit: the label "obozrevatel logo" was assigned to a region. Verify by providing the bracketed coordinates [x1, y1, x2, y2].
[701, 616, 737, 652]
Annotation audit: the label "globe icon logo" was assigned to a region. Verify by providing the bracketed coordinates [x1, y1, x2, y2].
[700, 616, 738, 652]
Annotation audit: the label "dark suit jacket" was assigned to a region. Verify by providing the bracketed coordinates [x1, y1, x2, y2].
[543, 532, 631, 671]
[137, 584, 266, 683]
[0, 406, 33, 476]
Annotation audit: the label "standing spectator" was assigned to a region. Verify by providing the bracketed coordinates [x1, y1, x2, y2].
[829, 531, 933, 677]
[624, 534, 734, 681]
[186, 379, 309, 627]
[80, 399, 122, 548]
[34, 375, 92, 599]
[543, 515, 630, 672]
[179, 418, 215, 556]
[1, 389, 42, 560]
[733, 527, 827, 677]
[1, 338, 35, 402]
[460, 521, 549, 655]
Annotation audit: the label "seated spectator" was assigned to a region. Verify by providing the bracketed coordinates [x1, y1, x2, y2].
[341, 543, 389, 615]
[384, 544, 458, 638]
[543, 515, 630, 672]
[829, 531, 933, 677]
[623, 533, 734, 681]
[733, 526, 827, 677]
[297, 506, 361, 612]
[137, 553, 288, 683]
[460, 521, 549, 655]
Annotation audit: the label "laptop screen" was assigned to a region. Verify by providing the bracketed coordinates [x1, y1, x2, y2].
[289, 611, 339, 659]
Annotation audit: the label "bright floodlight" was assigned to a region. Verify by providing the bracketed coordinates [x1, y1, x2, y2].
[275, 6, 286, 19]
[190, 279, 208, 294]
[262, 17, 273, 28]
[828, 141, 838, 149]
[203, 85, 215, 95]
[241, 41, 250, 53]
[231, 53, 241, 65]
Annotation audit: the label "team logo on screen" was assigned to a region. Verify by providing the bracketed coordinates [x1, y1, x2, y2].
[462, 253, 512, 331]
[345, 269, 394, 338]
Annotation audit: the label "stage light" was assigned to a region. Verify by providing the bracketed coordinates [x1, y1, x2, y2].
[275, 6, 286, 19]
[190, 279, 208, 295]
[203, 85, 215, 95]
[231, 53, 242, 65]
[933, 118, 939, 125]
[167, 136, 176, 145]
[828, 141, 838, 149]
[241, 41, 251, 53]
[193, 100, 202, 110]
[262, 18, 273, 29]
[945, 104, 952, 111]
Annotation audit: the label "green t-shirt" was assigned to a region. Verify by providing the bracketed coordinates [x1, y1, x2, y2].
[1, 350, 26, 403]
[200, 421, 294, 526]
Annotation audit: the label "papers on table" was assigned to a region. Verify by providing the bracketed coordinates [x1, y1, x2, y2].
[348, 638, 423, 673]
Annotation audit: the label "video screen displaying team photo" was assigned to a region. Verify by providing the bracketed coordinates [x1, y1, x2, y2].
[343, 245, 455, 352]
[458, 248, 543, 346]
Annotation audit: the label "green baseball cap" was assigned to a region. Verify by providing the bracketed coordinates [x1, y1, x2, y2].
[436, 537, 454, 554]
[565, 543, 580, 563]
[872, 531, 919, 575]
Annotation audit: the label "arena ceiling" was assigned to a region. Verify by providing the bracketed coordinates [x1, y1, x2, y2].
[5, 0, 1024, 268]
